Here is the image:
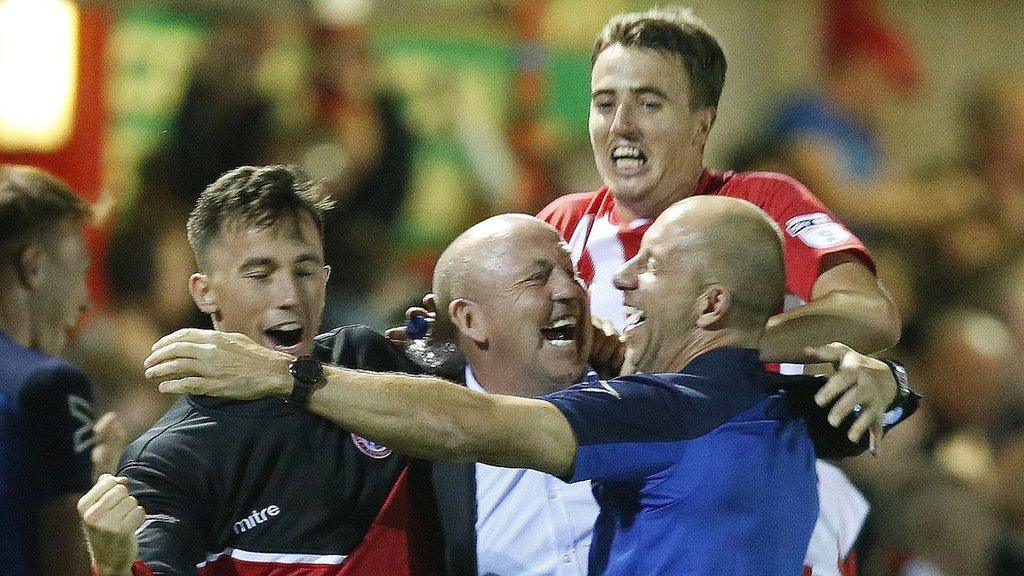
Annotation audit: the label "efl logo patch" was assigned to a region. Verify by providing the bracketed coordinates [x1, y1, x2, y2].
[785, 213, 851, 249]
[351, 433, 392, 459]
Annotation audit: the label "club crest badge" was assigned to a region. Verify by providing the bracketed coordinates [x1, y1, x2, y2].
[351, 433, 392, 459]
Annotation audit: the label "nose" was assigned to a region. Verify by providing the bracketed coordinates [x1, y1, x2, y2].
[274, 273, 300, 308]
[612, 258, 638, 292]
[550, 266, 582, 302]
[610, 101, 638, 137]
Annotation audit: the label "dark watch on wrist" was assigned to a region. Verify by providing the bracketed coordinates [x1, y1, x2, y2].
[879, 358, 911, 412]
[288, 355, 324, 406]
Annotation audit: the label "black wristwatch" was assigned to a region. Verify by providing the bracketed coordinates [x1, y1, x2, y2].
[288, 355, 325, 407]
[879, 358, 911, 412]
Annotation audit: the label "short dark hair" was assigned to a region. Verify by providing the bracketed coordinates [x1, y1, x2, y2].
[0, 165, 89, 264]
[592, 7, 727, 110]
[186, 165, 334, 268]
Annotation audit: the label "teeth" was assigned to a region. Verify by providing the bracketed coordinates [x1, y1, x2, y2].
[544, 317, 577, 330]
[270, 322, 302, 331]
[547, 339, 575, 348]
[612, 146, 642, 159]
[615, 158, 643, 169]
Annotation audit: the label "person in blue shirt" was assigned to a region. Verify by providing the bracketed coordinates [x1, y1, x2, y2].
[0, 165, 124, 576]
[145, 196, 903, 575]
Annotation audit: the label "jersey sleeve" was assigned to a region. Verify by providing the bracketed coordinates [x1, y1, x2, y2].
[119, 458, 206, 575]
[536, 192, 592, 240]
[738, 173, 874, 302]
[19, 360, 94, 501]
[541, 374, 739, 483]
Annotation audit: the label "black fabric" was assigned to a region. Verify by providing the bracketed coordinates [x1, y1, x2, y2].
[768, 372, 921, 459]
[120, 325, 439, 575]
[315, 326, 478, 576]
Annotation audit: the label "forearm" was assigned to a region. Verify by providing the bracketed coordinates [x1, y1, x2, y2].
[306, 367, 567, 472]
[38, 494, 92, 576]
[760, 289, 900, 363]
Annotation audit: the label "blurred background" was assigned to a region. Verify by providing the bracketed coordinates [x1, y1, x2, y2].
[1, 0, 1022, 574]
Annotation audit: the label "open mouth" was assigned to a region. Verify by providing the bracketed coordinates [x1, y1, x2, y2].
[541, 316, 578, 348]
[612, 145, 648, 170]
[264, 322, 304, 349]
[623, 305, 646, 331]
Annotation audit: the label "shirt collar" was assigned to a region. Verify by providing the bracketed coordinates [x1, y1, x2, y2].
[680, 347, 766, 389]
[465, 366, 487, 394]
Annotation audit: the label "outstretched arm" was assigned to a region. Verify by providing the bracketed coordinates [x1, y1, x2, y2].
[145, 329, 577, 476]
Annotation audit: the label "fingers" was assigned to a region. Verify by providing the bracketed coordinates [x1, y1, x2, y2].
[157, 377, 210, 395]
[804, 342, 852, 365]
[144, 341, 214, 370]
[815, 368, 857, 407]
[846, 410, 877, 444]
[81, 479, 133, 524]
[145, 357, 207, 381]
[827, 386, 867, 427]
[404, 307, 432, 319]
[78, 474, 125, 515]
[150, 328, 215, 352]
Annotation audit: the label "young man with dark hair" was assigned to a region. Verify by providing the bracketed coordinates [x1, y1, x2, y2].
[78, 165, 443, 576]
[536, 7, 903, 574]
[0, 165, 122, 576]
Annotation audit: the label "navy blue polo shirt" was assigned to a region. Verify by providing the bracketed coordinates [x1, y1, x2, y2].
[542, 347, 818, 576]
[0, 330, 95, 576]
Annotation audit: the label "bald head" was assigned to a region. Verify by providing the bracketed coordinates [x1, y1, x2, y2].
[650, 195, 785, 330]
[433, 214, 566, 335]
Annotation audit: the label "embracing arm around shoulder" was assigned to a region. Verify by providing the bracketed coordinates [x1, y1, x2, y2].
[760, 252, 901, 364]
[309, 367, 578, 476]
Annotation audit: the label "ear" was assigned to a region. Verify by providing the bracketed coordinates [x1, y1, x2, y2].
[693, 107, 717, 145]
[449, 298, 488, 345]
[189, 273, 218, 315]
[16, 245, 45, 290]
[695, 284, 730, 328]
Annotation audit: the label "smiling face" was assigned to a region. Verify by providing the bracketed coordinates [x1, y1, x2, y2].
[590, 44, 714, 221]
[190, 211, 328, 357]
[452, 218, 591, 395]
[613, 215, 703, 373]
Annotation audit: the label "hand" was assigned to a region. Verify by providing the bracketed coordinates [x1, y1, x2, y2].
[589, 319, 626, 378]
[91, 412, 127, 482]
[384, 294, 438, 349]
[144, 329, 293, 399]
[805, 342, 898, 447]
[78, 474, 144, 576]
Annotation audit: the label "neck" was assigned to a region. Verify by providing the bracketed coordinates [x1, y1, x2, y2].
[0, 286, 33, 350]
[659, 328, 759, 373]
[613, 164, 704, 223]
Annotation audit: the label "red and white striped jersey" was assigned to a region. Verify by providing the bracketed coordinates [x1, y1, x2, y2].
[538, 168, 874, 576]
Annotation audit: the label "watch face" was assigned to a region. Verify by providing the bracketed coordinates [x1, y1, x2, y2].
[291, 357, 322, 382]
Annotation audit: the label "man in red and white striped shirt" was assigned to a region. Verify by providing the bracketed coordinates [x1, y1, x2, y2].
[538, 8, 901, 575]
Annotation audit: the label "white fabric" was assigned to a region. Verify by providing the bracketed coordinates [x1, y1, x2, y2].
[467, 368, 598, 576]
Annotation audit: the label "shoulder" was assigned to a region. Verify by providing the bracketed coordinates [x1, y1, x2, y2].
[0, 337, 87, 397]
[16, 356, 91, 406]
[121, 397, 208, 469]
[720, 170, 813, 202]
[315, 324, 420, 373]
[537, 190, 606, 231]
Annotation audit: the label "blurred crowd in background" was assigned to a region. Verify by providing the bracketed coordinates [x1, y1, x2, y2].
[2, 0, 1024, 574]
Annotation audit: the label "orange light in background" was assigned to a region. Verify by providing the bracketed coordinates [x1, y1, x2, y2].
[0, 0, 78, 152]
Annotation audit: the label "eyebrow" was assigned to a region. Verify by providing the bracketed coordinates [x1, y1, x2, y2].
[592, 86, 670, 100]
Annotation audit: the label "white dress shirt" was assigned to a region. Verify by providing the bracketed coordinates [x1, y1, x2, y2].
[466, 368, 599, 576]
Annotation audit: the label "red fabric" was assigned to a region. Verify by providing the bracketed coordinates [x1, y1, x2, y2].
[840, 549, 859, 576]
[131, 559, 156, 576]
[539, 169, 874, 304]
